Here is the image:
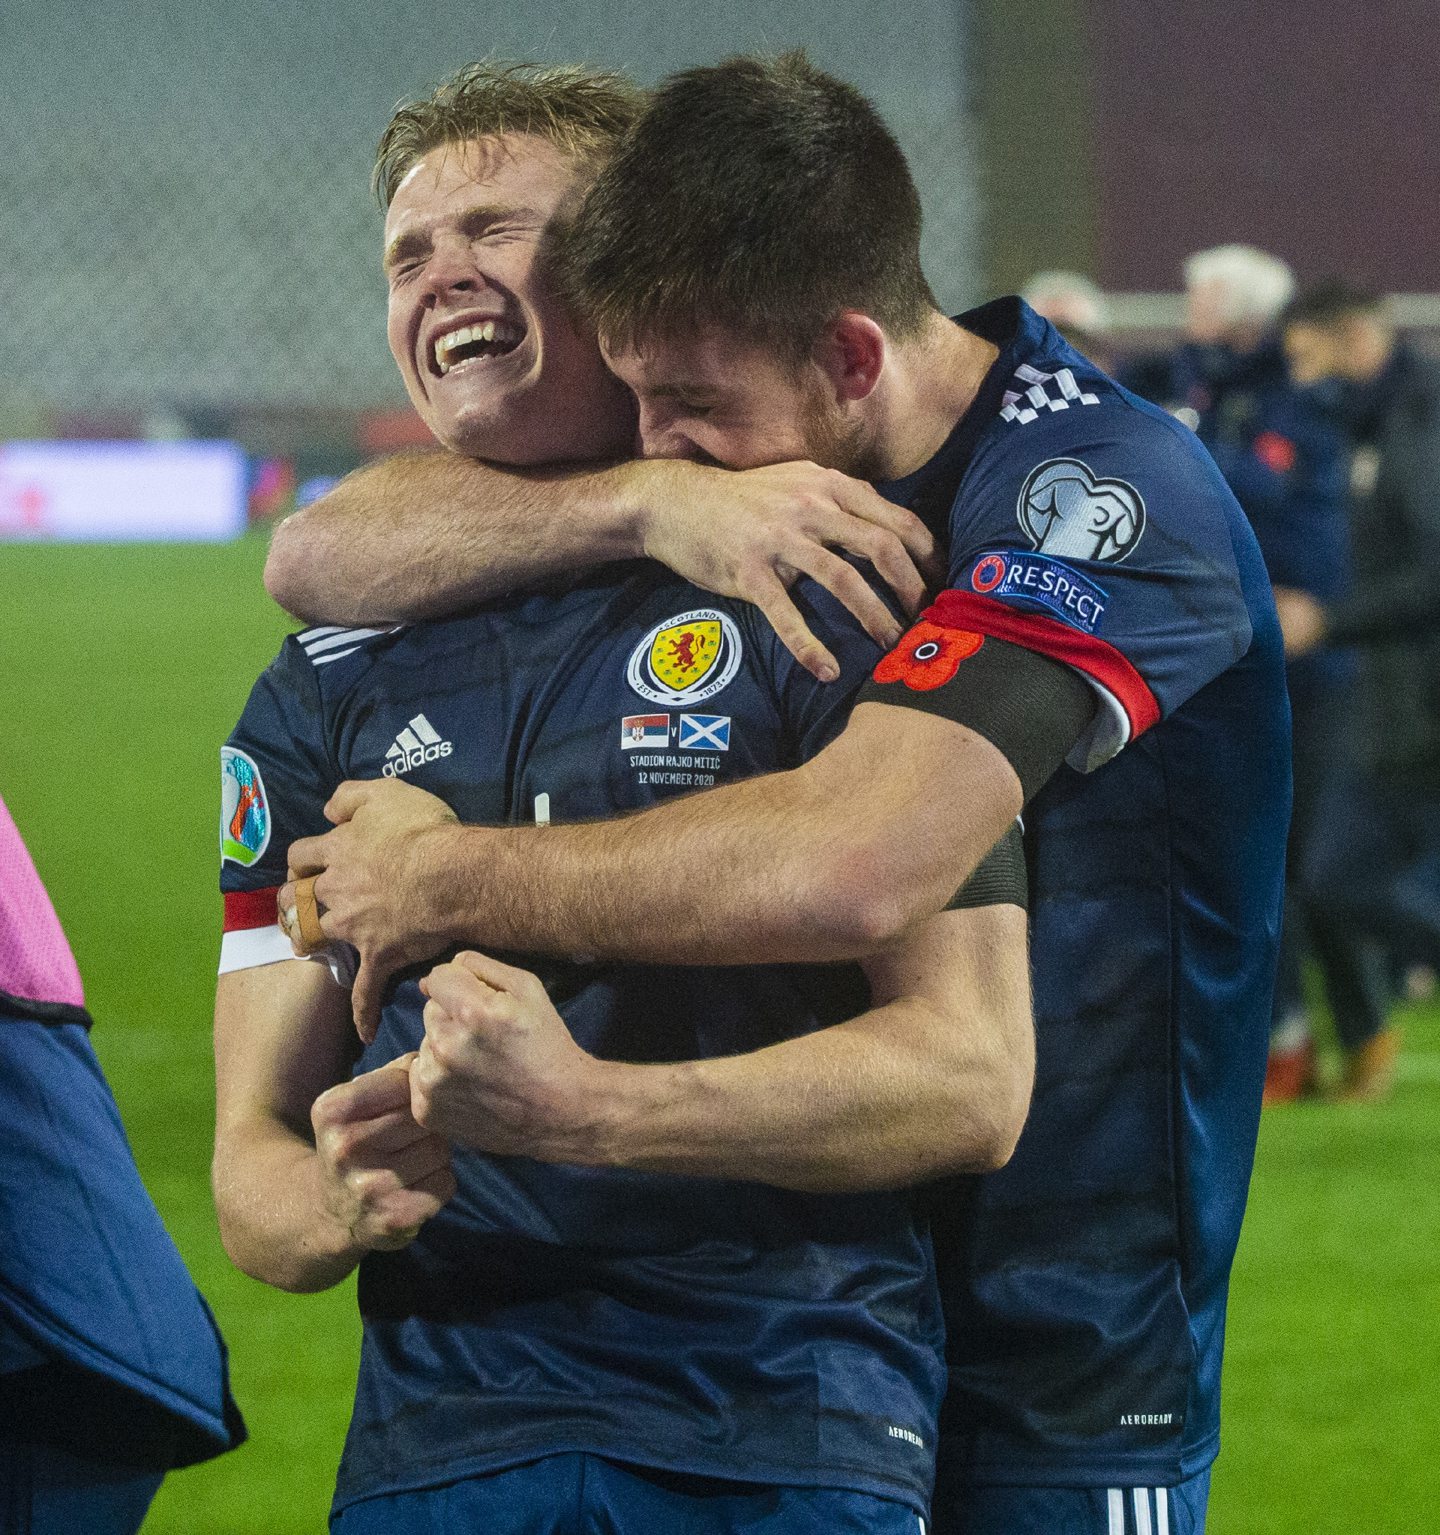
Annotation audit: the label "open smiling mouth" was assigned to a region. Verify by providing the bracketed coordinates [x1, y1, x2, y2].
[431, 319, 525, 376]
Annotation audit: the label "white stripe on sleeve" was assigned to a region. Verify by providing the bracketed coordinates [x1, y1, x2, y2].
[218, 923, 302, 974]
[1133, 1488, 1154, 1535]
[1156, 1487, 1170, 1535]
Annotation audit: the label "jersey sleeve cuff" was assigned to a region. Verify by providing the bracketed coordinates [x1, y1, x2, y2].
[218, 923, 298, 974]
[928, 588, 1159, 771]
[216, 922, 358, 990]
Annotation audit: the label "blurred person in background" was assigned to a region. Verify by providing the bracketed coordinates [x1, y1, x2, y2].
[1020, 269, 1114, 371]
[1277, 281, 1440, 1100]
[1127, 245, 1382, 1104]
[0, 791, 243, 1534]
[1124, 244, 1296, 424]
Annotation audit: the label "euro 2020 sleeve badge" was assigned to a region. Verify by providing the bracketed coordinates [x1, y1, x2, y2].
[220, 746, 271, 866]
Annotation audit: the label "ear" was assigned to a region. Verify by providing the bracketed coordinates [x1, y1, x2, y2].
[812, 311, 886, 403]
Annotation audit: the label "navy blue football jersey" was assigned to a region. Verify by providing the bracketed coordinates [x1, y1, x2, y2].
[868, 300, 1291, 1488]
[219, 565, 945, 1517]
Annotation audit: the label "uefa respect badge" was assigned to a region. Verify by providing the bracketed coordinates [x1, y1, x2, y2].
[220, 746, 270, 866]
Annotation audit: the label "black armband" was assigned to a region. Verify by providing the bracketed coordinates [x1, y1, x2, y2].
[946, 822, 1027, 911]
[857, 632, 1097, 803]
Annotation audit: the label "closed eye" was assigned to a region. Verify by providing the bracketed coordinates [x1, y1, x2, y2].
[460, 208, 543, 243]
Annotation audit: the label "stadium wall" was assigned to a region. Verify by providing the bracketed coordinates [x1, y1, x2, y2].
[0, 0, 979, 421]
[974, 0, 1440, 300]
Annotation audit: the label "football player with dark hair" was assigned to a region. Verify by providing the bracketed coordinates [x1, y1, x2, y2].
[282, 53, 1289, 1535]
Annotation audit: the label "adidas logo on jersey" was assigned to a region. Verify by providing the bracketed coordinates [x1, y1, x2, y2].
[382, 714, 453, 777]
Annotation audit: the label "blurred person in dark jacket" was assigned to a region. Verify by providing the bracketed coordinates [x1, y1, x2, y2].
[1127, 249, 1383, 1103]
[1277, 282, 1440, 1100]
[1122, 244, 1296, 430]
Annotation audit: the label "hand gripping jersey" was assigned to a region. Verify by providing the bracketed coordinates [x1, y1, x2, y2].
[865, 301, 1291, 1490]
[220, 568, 945, 1518]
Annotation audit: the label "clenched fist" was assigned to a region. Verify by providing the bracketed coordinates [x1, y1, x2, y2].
[411, 951, 618, 1165]
[311, 1054, 457, 1253]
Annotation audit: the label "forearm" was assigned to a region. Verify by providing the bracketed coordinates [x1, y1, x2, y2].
[412, 895, 1029, 1192]
[213, 966, 365, 1289]
[213, 1123, 364, 1293]
[573, 904, 1033, 1191]
[424, 781, 881, 966]
[416, 707, 1018, 966]
[594, 1002, 1019, 1192]
[264, 450, 650, 624]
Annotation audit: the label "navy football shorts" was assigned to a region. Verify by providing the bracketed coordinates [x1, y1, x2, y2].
[331, 1452, 928, 1534]
[935, 1469, 1210, 1535]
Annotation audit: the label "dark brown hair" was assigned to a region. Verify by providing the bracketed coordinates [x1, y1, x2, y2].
[373, 61, 646, 209]
[1282, 280, 1387, 331]
[556, 50, 938, 363]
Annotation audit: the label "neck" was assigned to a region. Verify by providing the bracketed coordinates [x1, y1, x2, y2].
[855, 312, 999, 480]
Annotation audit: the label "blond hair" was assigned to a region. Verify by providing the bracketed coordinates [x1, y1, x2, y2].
[373, 61, 646, 209]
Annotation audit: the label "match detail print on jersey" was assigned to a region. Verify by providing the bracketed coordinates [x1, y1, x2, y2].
[220, 746, 270, 866]
[626, 609, 743, 707]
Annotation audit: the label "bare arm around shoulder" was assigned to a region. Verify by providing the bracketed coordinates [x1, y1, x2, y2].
[409, 901, 1034, 1193]
[288, 701, 1024, 1037]
[264, 451, 934, 679]
[212, 961, 454, 1293]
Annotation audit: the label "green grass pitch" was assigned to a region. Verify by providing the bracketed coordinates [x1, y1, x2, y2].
[1, 536, 1435, 1532]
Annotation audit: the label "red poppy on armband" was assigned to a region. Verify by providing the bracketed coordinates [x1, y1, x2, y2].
[871, 619, 985, 691]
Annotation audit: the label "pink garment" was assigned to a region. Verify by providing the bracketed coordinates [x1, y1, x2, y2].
[0, 791, 85, 1009]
